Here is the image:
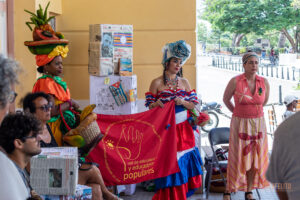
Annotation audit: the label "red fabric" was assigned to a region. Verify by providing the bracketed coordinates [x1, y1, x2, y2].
[176, 120, 195, 151]
[86, 102, 180, 186]
[239, 132, 263, 156]
[197, 112, 210, 126]
[152, 175, 202, 200]
[35, 54, 54, 66]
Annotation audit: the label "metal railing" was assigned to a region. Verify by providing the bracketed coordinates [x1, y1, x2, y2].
[211, 55, 300, 82]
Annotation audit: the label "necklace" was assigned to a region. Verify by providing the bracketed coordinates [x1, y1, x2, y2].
[166, 75, 179, 91]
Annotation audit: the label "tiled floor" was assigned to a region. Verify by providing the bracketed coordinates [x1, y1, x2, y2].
[121, 184, 279, 200]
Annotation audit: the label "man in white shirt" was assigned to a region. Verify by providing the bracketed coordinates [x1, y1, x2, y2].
[266, 112, 300, 199]
[0, 55, 30, 200]
[283, 95, 298, 120]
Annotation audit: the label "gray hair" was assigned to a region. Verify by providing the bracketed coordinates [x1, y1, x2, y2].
[0, 55, 19, 109]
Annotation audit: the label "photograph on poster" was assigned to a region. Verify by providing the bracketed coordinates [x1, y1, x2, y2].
[101, 32, 113, 57]
[49, 169, 62, 188]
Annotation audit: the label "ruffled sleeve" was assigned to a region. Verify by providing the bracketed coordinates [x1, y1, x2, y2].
[32, 77, 71, 102]
[185, 90, 199, 104]
[145, 92, 157, 107]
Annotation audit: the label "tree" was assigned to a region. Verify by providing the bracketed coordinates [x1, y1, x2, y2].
[197, 22, 209, 42]
[293, 0, 300, 8]
[204, 0, 300, 51]
[204, 0, 267, 47]
[262, 0, 300, 52]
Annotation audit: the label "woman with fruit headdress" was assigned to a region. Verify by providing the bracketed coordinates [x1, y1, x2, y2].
[24, 2, 97, 148]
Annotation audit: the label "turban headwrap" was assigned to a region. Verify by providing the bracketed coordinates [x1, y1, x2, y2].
[35, 45, 69, 66]
[242, 52, 259, 64]
[162, 40, 191, 66]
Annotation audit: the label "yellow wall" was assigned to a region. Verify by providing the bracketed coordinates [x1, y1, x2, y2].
[14, 0, 36, 104]
[14, 0, 62, 105]
[15, 0, 196, 101]
[35, 0, 62, 15]
[57, 0, 196, 99]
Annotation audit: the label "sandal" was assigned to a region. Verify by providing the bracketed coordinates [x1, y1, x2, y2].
[245, 191, 256, 200]
[223, 192, 231, 200]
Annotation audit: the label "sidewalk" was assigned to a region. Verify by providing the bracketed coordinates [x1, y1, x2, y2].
[120, 184, 278, 200]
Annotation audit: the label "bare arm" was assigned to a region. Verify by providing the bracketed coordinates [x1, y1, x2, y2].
[174, 78, 195, 110]
[223, 77, 236, 113]
[50, 95, 80, 116]
[148, 79, 164, 109]
[263, 78, 270, 106]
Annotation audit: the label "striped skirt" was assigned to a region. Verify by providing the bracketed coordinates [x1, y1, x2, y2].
[153, 105, 203, 200]
[226, 116, 270, 192]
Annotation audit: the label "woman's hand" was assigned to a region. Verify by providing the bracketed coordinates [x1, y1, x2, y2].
[70, 99, 80, 110]
[149, 99, 164, 109]
[174, 97, 184, 105]
[174, 97, 195, 109]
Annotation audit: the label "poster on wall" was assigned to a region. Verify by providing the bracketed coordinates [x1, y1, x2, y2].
[88, 24, 133, 76]
[90, 75, 137, 115]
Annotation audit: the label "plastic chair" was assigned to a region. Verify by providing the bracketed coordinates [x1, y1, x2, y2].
[267, 105, 277, 139]
[205, 127, 261, 199]
[205, 127, 229, 199]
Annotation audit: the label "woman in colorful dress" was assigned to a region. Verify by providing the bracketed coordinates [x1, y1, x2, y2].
[223, 52, 270, 200]
[145, 40, 203, 200]
[32, 52, 83, 147]
[24, 3, 87, 147]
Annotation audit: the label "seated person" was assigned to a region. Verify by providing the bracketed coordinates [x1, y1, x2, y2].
[0, 113, 43, 200]
[283, 95, 298, 120]
[23, 92, 122, 200]
[0, 55, 31, 200]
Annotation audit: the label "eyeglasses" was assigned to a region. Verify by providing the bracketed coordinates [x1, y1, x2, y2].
[8, 91, 18, 103]
[21, 133, 40, 141]
[37, 102, 53, 112]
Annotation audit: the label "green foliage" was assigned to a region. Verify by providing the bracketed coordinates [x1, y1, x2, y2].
[293, 0, 300, 8]
[204, 0, 267, 35]
[203, 0, 300, 50]
[240, 47, 247, 54]
[197, 22, 208, 42]
[262, 0, 300, 31]
[279, 48, 285, 53]
[24, 1, 51, 31]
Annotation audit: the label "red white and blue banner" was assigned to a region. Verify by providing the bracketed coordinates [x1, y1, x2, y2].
[86, 102, 179, 186]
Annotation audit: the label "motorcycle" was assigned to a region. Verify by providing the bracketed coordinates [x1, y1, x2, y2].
[200, 101, 231, 133]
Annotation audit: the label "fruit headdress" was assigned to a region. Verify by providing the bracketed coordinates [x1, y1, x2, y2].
[24, 2, 69, 66]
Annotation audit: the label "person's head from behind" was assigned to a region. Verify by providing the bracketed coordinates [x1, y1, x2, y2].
[0, 113, 42, 157]
[23, 92, 52, 123]
[284, 95, 298, 110]
[37, 56, 63, 77]
[242, 52, 259, 75]
[0, 55, 19, 123]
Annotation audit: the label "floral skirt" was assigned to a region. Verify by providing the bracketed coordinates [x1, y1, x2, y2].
[226, 116, 270, 192]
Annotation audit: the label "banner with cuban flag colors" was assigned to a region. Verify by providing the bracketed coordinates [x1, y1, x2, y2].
[86, 102, 179, 186]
